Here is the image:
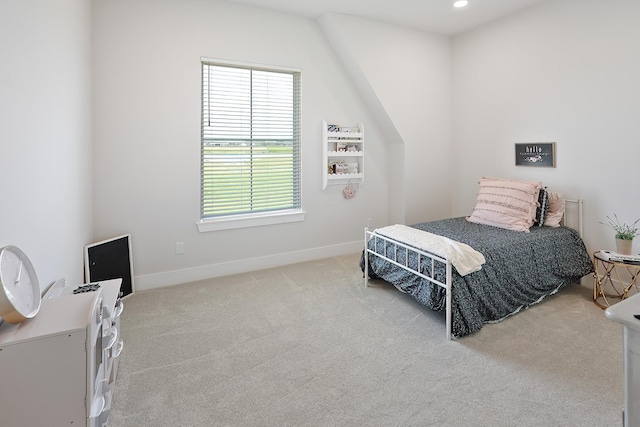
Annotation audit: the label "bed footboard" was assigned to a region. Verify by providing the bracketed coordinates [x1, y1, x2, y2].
[364, 227, 454, 340]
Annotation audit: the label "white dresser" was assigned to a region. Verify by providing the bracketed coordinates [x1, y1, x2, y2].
[605, 292, 640, 427]
[0, 279, 123, 427]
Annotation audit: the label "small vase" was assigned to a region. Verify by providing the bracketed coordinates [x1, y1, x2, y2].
[615, 238, 633, 255]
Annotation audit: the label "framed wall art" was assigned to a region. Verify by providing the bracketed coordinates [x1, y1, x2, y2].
[515, 142, 556, 167]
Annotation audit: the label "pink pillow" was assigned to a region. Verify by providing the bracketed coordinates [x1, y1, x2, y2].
[543, 191, 565, 227]
[467, 177, 542, 232]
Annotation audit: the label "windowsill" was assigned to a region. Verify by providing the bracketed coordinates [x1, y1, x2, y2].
[197, 209, 306, 232]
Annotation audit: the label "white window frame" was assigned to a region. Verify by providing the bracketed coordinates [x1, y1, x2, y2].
[197, 58, 304, 232]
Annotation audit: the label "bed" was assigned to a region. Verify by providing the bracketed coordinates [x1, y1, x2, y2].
[361, 178, 594, 339]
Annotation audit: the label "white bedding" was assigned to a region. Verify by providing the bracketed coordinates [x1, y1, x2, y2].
[374, 224, 486, 276]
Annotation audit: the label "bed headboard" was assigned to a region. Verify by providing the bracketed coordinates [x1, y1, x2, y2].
[563, 199, 583, 237]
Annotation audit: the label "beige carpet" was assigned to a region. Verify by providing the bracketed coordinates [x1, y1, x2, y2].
[108, 253, 623, 426]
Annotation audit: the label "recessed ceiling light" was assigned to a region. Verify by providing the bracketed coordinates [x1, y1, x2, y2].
[454, 0, 469, 8]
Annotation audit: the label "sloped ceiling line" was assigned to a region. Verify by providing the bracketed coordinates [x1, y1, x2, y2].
[317, 12, 406, 224]
[317, 13, 405, 147]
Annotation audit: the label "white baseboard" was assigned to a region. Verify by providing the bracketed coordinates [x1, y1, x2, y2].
[134, 240, 363, 292]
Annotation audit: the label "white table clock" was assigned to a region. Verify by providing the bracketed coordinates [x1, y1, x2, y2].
[0, 245, 41, 323]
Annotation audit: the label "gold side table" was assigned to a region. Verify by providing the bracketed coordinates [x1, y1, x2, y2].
[593, 251, 640, 309]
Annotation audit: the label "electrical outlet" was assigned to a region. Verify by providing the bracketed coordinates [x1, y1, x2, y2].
[175, 242, 184, 255]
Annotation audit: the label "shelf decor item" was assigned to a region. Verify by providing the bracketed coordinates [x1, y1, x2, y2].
[343, 181, 356, 199]
[600, 214, 640, 255]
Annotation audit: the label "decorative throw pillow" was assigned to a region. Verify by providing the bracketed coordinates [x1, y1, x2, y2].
[467, 177, 542, 232]
[534, 187, 549, 226]
[544, 191, 565, 227]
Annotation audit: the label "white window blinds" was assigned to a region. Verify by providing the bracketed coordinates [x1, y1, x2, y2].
[201, 61, 301, 219]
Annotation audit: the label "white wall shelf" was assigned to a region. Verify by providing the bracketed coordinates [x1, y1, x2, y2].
[322, 120, 364, 190]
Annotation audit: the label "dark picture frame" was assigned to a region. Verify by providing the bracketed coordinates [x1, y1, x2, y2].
[84, 234, 135, 298]
[515, 142, 556, 167]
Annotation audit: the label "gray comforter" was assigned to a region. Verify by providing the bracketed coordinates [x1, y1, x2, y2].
[362, 217, 594, 338]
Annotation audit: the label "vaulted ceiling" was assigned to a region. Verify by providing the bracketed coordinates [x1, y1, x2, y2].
[221, 0, 549, 35]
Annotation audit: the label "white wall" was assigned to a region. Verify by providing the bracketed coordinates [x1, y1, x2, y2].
[452, 0, 640, 254]
[0, 0, 93, 292]
[318, 13, 453, 225]
[92, 0, 390, 289]
[4, 0, 632, 295]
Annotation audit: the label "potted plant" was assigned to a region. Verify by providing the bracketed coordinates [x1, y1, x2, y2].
[601, 214, 640, 254]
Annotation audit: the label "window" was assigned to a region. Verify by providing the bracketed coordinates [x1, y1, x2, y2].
[199, 59, 302, 231]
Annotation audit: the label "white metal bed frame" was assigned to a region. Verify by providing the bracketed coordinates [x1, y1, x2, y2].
[364, 199, 583, 340]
